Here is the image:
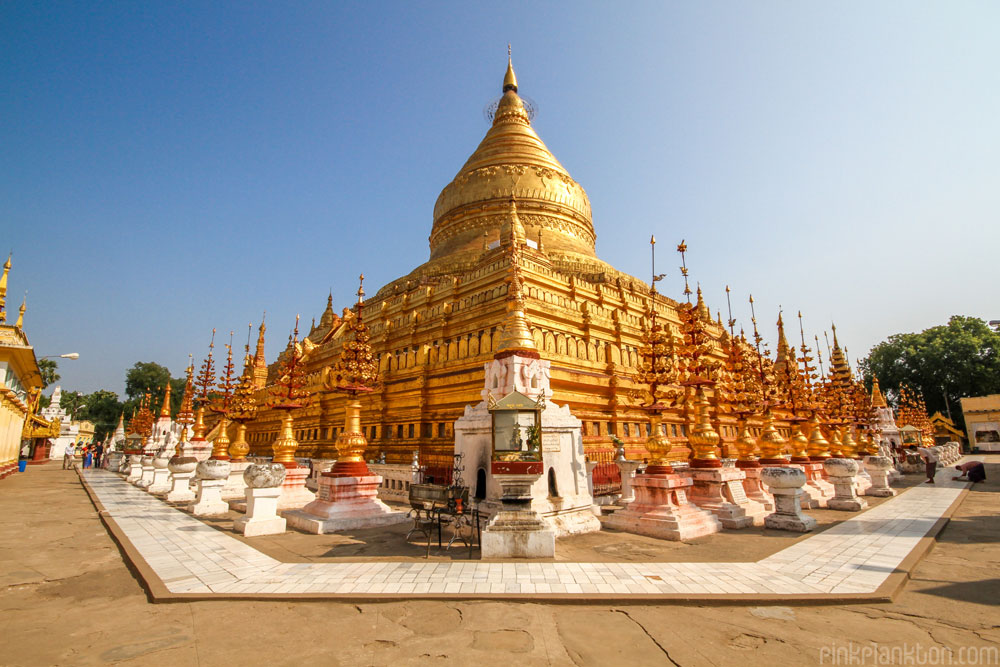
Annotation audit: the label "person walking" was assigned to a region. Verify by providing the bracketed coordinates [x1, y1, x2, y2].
[94, 443, 104, 468]
[62, 444, 76, 469]
[83, 446, 93, 469]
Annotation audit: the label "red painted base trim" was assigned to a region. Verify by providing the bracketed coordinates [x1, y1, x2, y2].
[689, 458, 723, 469]
[324, 461, 371, 477]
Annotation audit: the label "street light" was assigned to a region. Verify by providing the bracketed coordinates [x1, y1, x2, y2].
[40, 353, 80, 360]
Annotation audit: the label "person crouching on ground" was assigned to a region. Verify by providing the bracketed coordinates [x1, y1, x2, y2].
[918, 446, 938, 484]
[953, 461, 986, 483]
[62, 444, 76, 469]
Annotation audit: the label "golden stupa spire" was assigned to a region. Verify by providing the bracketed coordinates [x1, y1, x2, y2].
[499, 196, 527, 247]
[492, 48, 530, 128]
[0, 252, 9, 324]
[14, 292, 26, 329]
[871, 376, 887, 408]
[319, 291, 336, 328]
[495, 212, 537, 357]
[253, 312, 268, 389]
[159, 381, 172, 418]
[695, 285, 710, 322]
[503, 43, 517, 93]
[774, 311, 793, 371]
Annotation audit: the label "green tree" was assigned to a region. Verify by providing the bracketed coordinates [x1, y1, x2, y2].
[38, 358, 60, 388]
[124, 361, 185, 418]
[59, 390, 87, 420]
[81, 390, 124, 442]
[860, 316, 1000, 431]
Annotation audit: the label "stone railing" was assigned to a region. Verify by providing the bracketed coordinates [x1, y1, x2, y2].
[368, 462, 421, 504]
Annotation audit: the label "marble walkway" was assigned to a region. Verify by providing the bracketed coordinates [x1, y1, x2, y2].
[81, 460, 977, 600]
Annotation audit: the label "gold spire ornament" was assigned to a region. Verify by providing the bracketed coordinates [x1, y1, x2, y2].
[503, 43, 517, 93]
[871, 376, 887, 408]
[632, 236, 682, 474]
[14, 292, 26, 329]
[322, 275, 381, 476]
[192, 329, 216, 442]
[494, 201, 539, 358]
[675, 242, 722, 467]
[173, 359, 196, 456]
[159, 381, 172, 418]
[209, 333, 237, 460]
[269, 316, 311, 466]
[228, 324, 259, 461]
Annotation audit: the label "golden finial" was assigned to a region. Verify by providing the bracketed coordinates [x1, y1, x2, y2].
[14, 291, 26, 329]
[357, 274, 365, 303]
[503, 45, 518, 93]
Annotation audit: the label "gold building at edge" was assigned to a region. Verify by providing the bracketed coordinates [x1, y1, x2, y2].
[245, 60, 731, 473]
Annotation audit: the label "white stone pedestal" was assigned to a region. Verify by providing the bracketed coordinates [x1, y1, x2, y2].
[135, 458, 156, 488]
[864, 456, 896, 497]
[601, 472, 721, 541]
[222, 461, 252, 500]
[166, 470, 196, 502]
[126, 459, 143, 482]
[147, 460, 172, 494]
[284, 473, 407, 534]
[188, 459, 232, 516]
[276, 465, 316, 510]
[800, 461, 835, 509]
[189, 479, 229, 516]
[235, 487, 286, 537]
[739, 465, 774, 512]
[854, 459, 873, 495]
[687, 466, 766, 528]
[615, 459, 643, 505]
[481, 473, 555, 558]
[760, 467, 817, 532]
[824, 458, 868, 511]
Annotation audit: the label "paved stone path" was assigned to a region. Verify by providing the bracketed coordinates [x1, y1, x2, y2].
[82, 461, 975, 599]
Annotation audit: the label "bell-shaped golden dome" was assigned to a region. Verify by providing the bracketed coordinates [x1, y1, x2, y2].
[428, 58, 595, 265]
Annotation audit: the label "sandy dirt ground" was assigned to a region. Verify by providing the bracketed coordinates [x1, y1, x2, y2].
[0, 460, 997, 666]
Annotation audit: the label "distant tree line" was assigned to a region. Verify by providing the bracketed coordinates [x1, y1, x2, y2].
[40, 360, 185, 442]
[859, 315, 1000, 433]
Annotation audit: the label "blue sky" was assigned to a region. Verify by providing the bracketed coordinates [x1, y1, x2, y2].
[3, 2, 998, 396]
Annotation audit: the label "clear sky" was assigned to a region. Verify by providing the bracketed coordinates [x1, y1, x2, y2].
[3, 2, 998, 397]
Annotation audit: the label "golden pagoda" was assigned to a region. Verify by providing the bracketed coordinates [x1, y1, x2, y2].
[244, 57, 746, 473]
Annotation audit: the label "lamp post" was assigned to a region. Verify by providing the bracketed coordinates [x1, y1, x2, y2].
[40, 353, 80, 360]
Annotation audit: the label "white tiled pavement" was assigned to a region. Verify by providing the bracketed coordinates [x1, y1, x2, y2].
[82, 460, 977, 598]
